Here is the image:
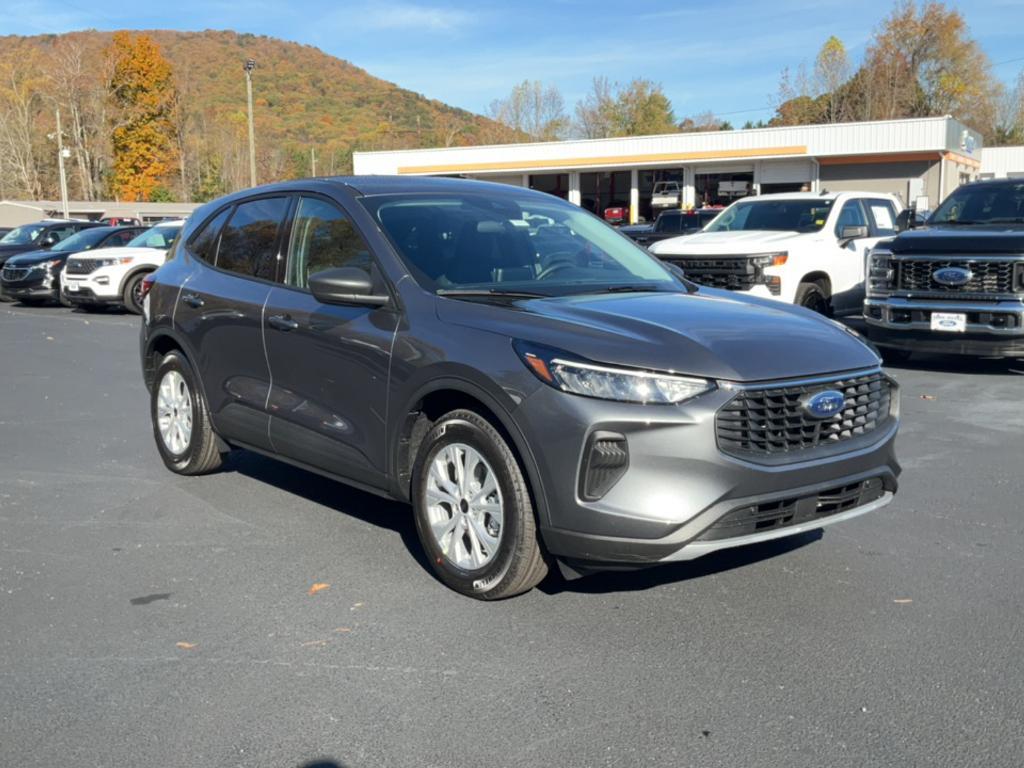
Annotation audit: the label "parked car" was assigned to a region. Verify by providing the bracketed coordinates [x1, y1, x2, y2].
[0, 227, 12, 239]
[864, 178, 1024, 358]
[141, 177, 900, 599]
[100, 216, 143, 226]
[1, 225, 146, 305]
[650, 181, 682, 211]
[625, 208, 721, 247]
[0, 219, 102, 268]
[649, 192, 904, 315]
[602, 204, 630, 225]
[62, 220, 184, 314]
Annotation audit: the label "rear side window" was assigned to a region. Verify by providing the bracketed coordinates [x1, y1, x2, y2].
[189, 208, 232, 263]
[216, 197, 290, 281]
[286, 196, 373, 289]
[866, 199, 898, 236]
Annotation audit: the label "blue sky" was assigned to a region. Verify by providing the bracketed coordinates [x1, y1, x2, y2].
[6, 0, 1024, 124]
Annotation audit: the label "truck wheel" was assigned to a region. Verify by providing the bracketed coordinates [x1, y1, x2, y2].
[411, 409, 548, 600]
[150, 351, 224, 475]
[123, 272, 149, 315]
[795, 281, 831, 315]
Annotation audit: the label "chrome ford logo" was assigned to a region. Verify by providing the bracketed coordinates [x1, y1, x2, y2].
[933, 266, 973, 287]
[804, 390, 845, 419]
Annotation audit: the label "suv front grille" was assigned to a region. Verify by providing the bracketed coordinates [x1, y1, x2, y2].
[694, 477, 887, 542]
[65, 258, 98, 275]
[716, 371, 893, 459]
[896, 258, 1021, 296]
[2, 266, 31, 282]
[666, 255, 756, 291]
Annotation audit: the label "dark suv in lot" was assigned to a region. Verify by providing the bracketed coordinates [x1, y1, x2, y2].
[865, 179, 1024, 357]
[141, 177, 900, 599]
[0, 219, 102, 267]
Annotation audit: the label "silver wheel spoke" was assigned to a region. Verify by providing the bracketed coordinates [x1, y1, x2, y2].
[468, 515, 498, 556]
[156, 370, 193, 455]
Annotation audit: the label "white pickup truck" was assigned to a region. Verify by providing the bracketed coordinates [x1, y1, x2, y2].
[650, 181, 683, 211]
[648, 191, 904, 316]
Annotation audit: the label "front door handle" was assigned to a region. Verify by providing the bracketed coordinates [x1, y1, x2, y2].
[268, 314, 299, 332]
[181, 292, 204, 308]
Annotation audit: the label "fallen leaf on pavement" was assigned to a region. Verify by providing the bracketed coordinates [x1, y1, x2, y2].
[919, 394, 936, 400]
[350, 602, 364, 611]
[301, 640, 327, 648]
[45, 336, 54, 341]
[893, 598, 913, 604]
[175, 642, 197, 650]
[308, 582, 330, 596]
[333, 627, 352, 633]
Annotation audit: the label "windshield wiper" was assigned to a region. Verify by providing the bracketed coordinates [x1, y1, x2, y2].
[436, 288, 549, 299]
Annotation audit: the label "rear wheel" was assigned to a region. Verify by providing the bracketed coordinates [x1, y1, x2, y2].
[150, 351, 224, 475]
[123, 272, 150, 315]
[411, 409, 548, 599]
[795, 280, 831, 315]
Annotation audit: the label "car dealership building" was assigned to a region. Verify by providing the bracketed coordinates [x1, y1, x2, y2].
[355, 116, 992, 223]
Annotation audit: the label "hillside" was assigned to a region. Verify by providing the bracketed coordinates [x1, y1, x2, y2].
[0, 29, 511, 201]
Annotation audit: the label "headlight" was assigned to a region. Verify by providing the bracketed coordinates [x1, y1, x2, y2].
[94, 256, 134, 268]
[750, 251, 788, 267]
[867, 248, 894, 296]
[36, 258, 62, 270]
[515, 341, 713, 405]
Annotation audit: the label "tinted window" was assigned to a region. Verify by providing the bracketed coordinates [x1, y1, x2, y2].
[930, 182, 1024, 224]
[866, 199, 898, 236]
[187, 210, 230, 262]
[0, 224, 45, 245]
[51, 228, 115, 252]
[287, 197, 373, 289]
[47, 225, 77, 242]
[706, 199, 835, 233]
[834, 200, 868, 236]
[216, 198, 289, 280]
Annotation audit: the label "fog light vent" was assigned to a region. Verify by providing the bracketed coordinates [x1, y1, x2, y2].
[579, 432, 629, 501]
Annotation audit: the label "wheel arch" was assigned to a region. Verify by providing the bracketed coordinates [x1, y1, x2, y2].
[117, 264, 158, 296]
[799, 271, 832, 296]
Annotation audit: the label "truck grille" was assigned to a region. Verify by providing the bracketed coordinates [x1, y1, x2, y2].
[2, 266, 31, 282]
[665, 256, 757, 291]
[716, 371, 893, 459]
[896, 258, 1021, 295]
[65, 258, 98, 275]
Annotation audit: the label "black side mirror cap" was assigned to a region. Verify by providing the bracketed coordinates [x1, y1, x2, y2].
[308, 267, 390, 307]
[839, 225, 869, 245]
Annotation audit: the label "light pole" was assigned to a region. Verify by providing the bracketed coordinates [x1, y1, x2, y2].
[244, 58, 257, 187]
[47, 109, 70, 219]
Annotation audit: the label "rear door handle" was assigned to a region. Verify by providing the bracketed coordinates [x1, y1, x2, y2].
[268, 314, 299, 332]
[181, 292, 204, 308]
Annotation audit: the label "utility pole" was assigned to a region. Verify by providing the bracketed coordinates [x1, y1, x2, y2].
[310, 146, 317, 177]
[51, 109, 70, 219]
[244, 59, 257, 187]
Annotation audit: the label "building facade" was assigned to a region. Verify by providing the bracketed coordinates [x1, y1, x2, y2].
[355, 116, 985, 222]
[0, 200, 199, 229]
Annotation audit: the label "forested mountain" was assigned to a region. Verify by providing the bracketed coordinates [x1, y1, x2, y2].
[0, 29, 512, 202]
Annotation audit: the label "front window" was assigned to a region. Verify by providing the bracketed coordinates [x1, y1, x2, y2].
[127, 225, 182, 249]
[0, 225, 45, 245]
[706, 198, 835, 233]
[362, 192, 680, 296]
[929, 182, 1024, 225]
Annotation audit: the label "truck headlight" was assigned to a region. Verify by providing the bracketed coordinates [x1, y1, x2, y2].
[515, 341, 713, 405]
[751, 251, 788, 267]
[867, 249, 894, 296]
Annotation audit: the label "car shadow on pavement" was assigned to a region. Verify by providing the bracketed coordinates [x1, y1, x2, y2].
[538, 530, 823, 596]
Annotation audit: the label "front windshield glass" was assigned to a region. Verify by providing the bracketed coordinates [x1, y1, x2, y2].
[0, 224, 45, 245]
[127, 225, 180, 249]
[929, 182, 1024, 225]
[362, 193, 681, 296]
[705, 198, 835, 233]
[52, 228, 108, 252]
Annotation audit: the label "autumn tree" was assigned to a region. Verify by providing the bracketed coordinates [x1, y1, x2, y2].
[0, 57, 45, 199]
[107, 32, 180, 201]
[679, 111, 732, 132]
[815, 36, 851, 122]
[489, 80, 568, 141]
[574, 77, 676, 138]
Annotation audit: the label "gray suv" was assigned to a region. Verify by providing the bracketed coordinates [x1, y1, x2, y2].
[140, 177, 901, 599]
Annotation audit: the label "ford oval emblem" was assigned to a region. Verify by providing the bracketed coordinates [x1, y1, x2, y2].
[933, 266, 973, 287]
[804, 390, 846, 419]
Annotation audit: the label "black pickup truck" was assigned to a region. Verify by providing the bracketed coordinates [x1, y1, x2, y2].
[621, 208, 720, 247]
[864, 179, 1024, 357]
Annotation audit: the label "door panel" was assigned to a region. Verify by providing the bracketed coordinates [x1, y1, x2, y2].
[830, 200, 883, 315]
[263, 195, 397, 486]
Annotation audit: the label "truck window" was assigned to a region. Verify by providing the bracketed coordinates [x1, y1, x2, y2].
[866, 200, 898, 236]
[833, 200, 868, 237]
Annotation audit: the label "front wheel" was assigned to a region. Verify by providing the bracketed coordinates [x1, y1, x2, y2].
[150, 351, 224, 475]
[411, 409, 548, 599]
[123, 272, 150, 315]
[795, 280, 831, 315]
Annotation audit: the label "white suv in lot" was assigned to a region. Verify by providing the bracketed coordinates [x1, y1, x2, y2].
[61, 220, 184, 313]
[649, 192, 903, 316]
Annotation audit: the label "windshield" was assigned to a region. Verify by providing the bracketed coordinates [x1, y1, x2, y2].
[706, 198, 835, 233]
[0, 224, 45, 245]
[657, 211, 713, 234]
[929, 182, 1024, 225]
[363, 193, 681, 296]
[128, 225, 180, 249]
[52, 228, 108, 252]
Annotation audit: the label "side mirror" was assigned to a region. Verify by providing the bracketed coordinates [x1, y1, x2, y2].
[839, 225, 868, 245]
[308, 267, 390, 307]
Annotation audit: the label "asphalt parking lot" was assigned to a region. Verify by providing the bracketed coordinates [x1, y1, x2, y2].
[1, 302, 1022, 768]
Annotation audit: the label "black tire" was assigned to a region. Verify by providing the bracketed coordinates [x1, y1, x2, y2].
[58, 290, 73, 308]
[150, 351, 224, 475]
[411, 409, 548, 600]
[122, 271, 149, 315]
[795, 280, 831, 315]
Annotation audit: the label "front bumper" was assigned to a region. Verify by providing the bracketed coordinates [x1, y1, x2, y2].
[864, 297, 1024, 356]
[0, 274, 55, 301]
[62, 271, 122, 305]
[520, 374, 901, 568]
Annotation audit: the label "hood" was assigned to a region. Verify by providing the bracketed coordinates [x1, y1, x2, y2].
[650, 229, 812, 255]
[0, 243, 41, 257]
[890, 226, 1024, 254]
[437, 288, 879, 383]
[5, 249, 63, 266]
[73, 245, 159, 261]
